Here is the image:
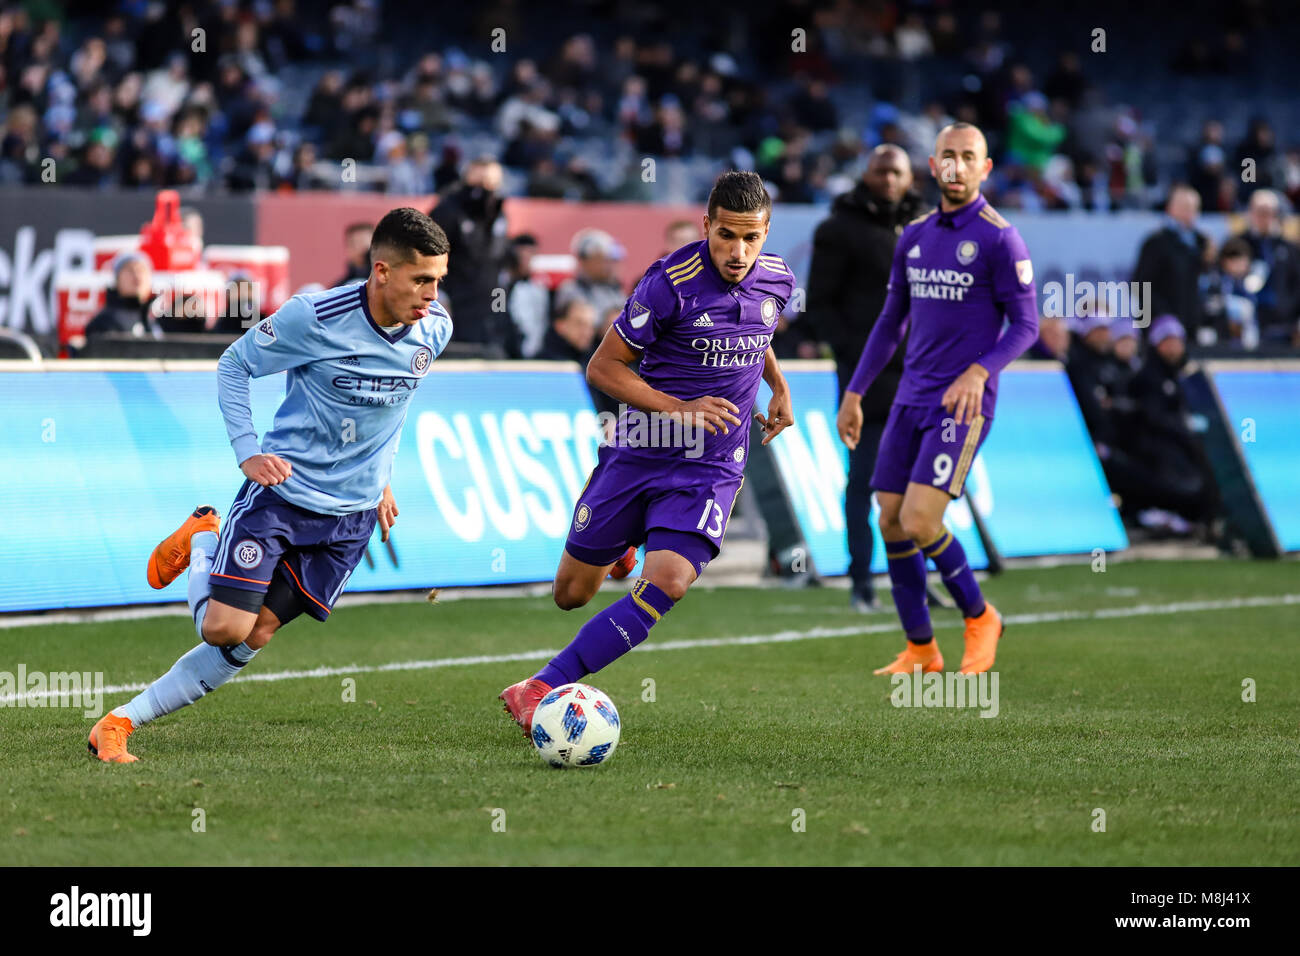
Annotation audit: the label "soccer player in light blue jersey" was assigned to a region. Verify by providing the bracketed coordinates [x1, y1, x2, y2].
[88, 208, 453, 763]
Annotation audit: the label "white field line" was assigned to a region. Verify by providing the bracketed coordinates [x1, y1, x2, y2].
[2, 592, 1298, 707]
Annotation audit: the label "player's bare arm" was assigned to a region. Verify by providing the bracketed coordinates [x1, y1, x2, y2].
[754, 346, 793, 445]
[586, 326, 742, 435]
[940, 363, 989, 426]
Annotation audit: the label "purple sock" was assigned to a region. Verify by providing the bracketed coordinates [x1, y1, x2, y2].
[534, 579, 676, 686]
[921, 529, 985, 619]
[885, 538, 932, 642]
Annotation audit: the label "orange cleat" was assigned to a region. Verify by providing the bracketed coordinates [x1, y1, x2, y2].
[87, 712, 138, 763]
[147, 505, 220, 589]
[873, 639, 944, 675]
[608, 546, 638, 581]
[960, 602, 1004, 674]
[499, 678, 553, 736]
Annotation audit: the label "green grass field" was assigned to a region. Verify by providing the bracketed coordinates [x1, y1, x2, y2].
[2, 560, 1297, 866]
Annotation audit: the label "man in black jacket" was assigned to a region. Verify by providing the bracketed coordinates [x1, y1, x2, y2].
[806, 144, 927, 611]
[73, 253, 163, 355]
[430, 157, 510, 353]
[1132, 184, 1210, 339]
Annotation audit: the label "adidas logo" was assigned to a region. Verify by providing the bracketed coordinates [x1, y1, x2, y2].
[693, 313, 714, 327]
[339, 355, 360, 366]
[908, 245, 921, 259]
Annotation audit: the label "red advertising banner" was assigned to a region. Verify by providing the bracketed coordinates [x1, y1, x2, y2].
[254, 191, 699, 292]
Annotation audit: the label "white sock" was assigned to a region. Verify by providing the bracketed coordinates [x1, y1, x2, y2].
[189, 530, 218, 641]
[118, 641, 259, 727]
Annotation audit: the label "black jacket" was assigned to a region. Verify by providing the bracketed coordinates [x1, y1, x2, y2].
[84, 290, 162, 340]
[1132, 225, 1208, 334]
[805, 182, 927, 420]
[430, 184, 510, 347]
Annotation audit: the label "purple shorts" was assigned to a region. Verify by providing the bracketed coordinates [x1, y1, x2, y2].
[870, 403, 991, 498]
[209, 481, 377, 621]
[565, 444, 744, 575]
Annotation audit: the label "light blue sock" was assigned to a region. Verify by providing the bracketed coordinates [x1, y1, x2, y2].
[117, 641, 259, 727]
[189, 530, 218, 640]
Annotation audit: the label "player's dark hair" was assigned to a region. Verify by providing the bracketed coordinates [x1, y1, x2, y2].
[369, 207, 449, 265]
[707, 171, 772, 222]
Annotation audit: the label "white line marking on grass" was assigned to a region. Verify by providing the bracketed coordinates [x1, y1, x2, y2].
[4, 593, 1298, 707]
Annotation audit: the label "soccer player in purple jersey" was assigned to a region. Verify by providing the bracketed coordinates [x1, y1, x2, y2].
[500, 171, 797, 734]
[836, 123, 1039, 676]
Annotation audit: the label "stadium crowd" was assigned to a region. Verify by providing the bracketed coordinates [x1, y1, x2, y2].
[2, 1, 1299, 211]
[9, 0, 1298, 546]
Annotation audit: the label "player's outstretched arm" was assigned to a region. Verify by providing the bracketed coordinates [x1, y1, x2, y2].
[754, 347, 793, 445]
[586, 326, 742, 436]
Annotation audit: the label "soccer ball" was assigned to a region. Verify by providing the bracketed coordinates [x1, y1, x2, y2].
[530, 683, 621, 768]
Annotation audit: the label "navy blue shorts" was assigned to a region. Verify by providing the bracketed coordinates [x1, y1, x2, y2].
[208, 481, 377, 622]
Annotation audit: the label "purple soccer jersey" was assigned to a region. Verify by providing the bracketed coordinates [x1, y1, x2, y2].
[564, 241, 795, 568]
[847, 194, 1039, 420]
[611, 240, 796, 470]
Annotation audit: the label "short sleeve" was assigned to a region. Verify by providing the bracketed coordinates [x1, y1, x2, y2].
[227, 294, 323, 378]
[993, 227, 1036, 304]
[611, 265, 678, 351]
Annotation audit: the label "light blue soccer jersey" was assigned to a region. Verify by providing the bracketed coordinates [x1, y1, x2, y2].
[217, 282, 453, 515]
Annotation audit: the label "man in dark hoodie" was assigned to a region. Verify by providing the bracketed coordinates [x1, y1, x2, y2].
[430, 156, 510, 353]
[805, 144, 927, 611]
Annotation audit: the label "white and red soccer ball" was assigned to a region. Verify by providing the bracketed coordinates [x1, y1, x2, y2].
[530, 683, 621, 768]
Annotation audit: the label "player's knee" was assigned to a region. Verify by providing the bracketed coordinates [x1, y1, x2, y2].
[899, 508, 940, 545]
[644, 569, 692, 603]
[878, 511, 905, 538]
[201, 616, 253, 647]
[552, 578, 593, 611]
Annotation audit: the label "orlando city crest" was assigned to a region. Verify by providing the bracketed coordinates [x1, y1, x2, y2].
[956, 240, 979, 265]
[574, 503, 592, 532]
[761, 297, 778, 325]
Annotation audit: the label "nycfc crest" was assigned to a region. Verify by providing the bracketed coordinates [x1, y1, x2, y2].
[956, 240, 979, 265]
[410, 345, 433, 376]
[233, 539, 263, 569]
[574, 503, 592, 532]
[761, 297, 778, 325]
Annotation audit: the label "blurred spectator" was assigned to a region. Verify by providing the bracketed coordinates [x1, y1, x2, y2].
[662, 219, 701, 256]
[537, 297, 597, 362]
[554, 229, 627, 321]
[180, 207, 205, 257]
[74, 253, 161, 351]
[806, 144, 926, 612]
[1004, 91, 1064, 173]
[1132, 185, 1210, 341]
[1237, 190, 1300, 346]
[1031, 315, 1070, 360]
[332, 222, 374, 288]
[1201, 237, 1261, 349]
[505, 235, 549, 358]
[1235, 118, 1284, 204]
[430, 157, 511, 351]
[1188, 120, 1229, 212]
[1128, 316, 1221, 534]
